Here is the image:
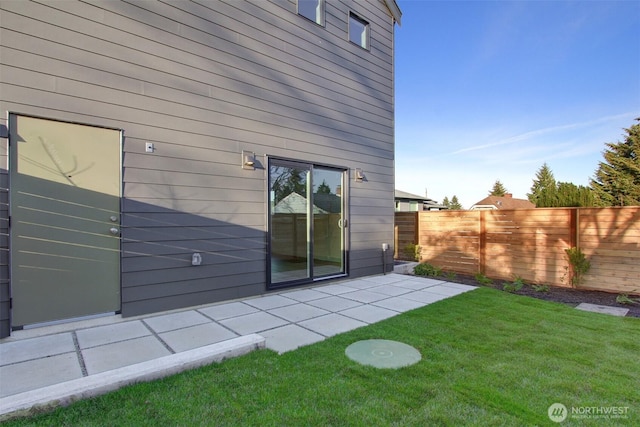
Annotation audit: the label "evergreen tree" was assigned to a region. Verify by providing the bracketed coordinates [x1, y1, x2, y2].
[442, 195, 463, 210]
[527, 162, 596, 207]
[591, 118, 640, 206]
[316, 180, 331, 194]
[555, 182, 596, 207]
[489, 180, 508, 196]
[449, 195, 463, 210]
[271, 167, 307, 203]
[528, 163, 557, 206]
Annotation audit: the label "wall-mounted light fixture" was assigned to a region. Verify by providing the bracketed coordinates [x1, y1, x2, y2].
[242, 150, 256, 170]
[354, 168, 365, 182]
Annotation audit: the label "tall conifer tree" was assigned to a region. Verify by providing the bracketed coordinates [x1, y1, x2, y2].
[449, 195, 463, 210]
[528, 163, 557, 207]
[591, 119, 640, 206]
[489, 180, 507, 196]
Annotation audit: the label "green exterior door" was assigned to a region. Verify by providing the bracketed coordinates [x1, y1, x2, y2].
[9, 115, 121, 327]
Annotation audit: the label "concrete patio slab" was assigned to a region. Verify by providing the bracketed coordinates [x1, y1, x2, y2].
[219, 311, 289, 335]
[400, 290, 448, 304]
[0, 333, 75, 365]
[0, 353, 82, 398]
[359, 275, 406, 285]
[339, 305, 398, 324]
[0, 335, 265, 421]
[279, 288, 328, 302]
[393, 278, 443, 290]
[576, 303, 629, 317]
[371, 296, 425, 312]
[243, 295, 298, 310]
[443, 283, 477, 292]
[82, 336, 171, 375]
[306, 295, 363, 312]
[159, 322, 238, 353]
[268, 303, 330, 323]
[338, 278, 382, 289]
[369, 284, 413, 297]
[260, 324, 325, 354]
[298, 313, 367, 337]
[76, 321, 150, 349]
[313, 284, 358, 295]
[144, 310, 210, 334]
[427, 284, 473, 297]
[198, 302, 259, 321]
[340, 289, 389, 303]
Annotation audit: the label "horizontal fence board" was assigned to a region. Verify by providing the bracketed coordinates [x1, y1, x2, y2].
[581, 248, 640, 259]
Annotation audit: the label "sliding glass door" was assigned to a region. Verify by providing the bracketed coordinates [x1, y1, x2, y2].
[269, 159, 346, 288]
[311, 166, 345, 277]
[269, 161, 311, 284]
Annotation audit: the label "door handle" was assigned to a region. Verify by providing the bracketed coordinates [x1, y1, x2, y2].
[338, 219, 347, 228]
[109, 227, 120, 235]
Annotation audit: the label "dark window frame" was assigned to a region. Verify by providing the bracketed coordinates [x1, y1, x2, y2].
[348, 12, 370, 50]
[297, 0, 325, 26]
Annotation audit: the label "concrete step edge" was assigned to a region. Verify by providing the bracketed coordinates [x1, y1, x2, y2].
[0, 334, 265, 421]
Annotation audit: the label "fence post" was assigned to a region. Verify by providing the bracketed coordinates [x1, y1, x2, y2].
[569, 208, 578, 248]
[479, 210, 486, 275]
[414, 212, 419, 246]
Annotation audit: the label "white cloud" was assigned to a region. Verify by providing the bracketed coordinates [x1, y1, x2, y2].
[395, 112, 637, 208]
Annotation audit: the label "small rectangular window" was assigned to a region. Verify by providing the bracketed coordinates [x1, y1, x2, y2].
[298, 0, 324, 26]
[349, 12, 369, 49]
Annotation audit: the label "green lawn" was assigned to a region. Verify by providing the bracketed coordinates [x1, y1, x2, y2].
[7, 288, 639, 426]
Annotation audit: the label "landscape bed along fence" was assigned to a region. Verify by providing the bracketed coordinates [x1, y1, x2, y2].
[394, 207, 640, 295]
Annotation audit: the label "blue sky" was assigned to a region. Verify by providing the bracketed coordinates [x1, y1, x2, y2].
[394, 0, 640, 208]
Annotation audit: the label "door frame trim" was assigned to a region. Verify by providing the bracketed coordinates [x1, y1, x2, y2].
[266, 156, 349, 290]
[7, 112, 124, 331]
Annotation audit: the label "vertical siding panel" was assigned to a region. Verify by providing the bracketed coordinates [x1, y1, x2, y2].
[0, 146, 8, 336]
[0, 122, 9, 336]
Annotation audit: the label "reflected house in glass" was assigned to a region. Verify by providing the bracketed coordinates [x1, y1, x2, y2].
[0, 0, 402, 337]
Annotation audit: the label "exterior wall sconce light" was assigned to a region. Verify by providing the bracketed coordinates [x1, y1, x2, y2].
[354, 168, 365, 182]
[242, 150, 256, 170]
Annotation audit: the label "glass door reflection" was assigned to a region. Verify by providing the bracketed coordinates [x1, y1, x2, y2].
[269, 160, 346, 288]
[312, 167, 344, 278]
[269, 162, 311, 284]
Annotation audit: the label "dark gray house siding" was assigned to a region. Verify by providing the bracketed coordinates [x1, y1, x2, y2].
[0, 164, 8, 338]
[0, 0, 399, 336]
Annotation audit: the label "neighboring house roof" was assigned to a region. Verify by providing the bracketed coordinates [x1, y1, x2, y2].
[274, 193, 327, 214]
[395, 189, 447, 210]
[383, 0, 402, 25]
[274, 192, 342, 214]
[313, 193, 342, 214]
[470, 194, 535, 210]
[395, 189, 427, 201]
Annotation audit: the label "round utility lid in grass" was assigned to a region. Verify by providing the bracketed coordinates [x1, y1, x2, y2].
[345, 339, 421, 369]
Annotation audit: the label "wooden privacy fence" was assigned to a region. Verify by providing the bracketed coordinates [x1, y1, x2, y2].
[394, 207, 640, 295]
